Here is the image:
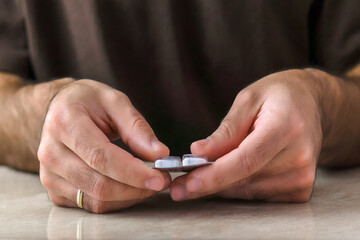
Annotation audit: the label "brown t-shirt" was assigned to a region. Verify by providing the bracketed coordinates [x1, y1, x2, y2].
[1, 0, 360, 154]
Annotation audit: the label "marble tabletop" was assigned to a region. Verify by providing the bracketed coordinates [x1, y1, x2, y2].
[1, 165, 360, 239]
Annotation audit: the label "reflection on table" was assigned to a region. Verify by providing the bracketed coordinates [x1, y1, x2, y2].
[1, 166, 359, 239]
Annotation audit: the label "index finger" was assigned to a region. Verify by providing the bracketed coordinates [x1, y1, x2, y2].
[184, 115, 290, 193]
[51, 107, 168, 191]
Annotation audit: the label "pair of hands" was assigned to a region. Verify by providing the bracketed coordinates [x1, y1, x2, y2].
[38, 69, 322, 213]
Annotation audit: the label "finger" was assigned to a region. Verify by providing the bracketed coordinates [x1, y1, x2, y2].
[170, 175, 207, 201]
[44, 109, 168, 191]
[184, 113, 290, 194]
[249, 143, 315, 182]
[48, 194, 77, 208]
[174, 144, 315, 201]
[102, 92, 169, 160]
[267, 189, 313, 203]
[191, 90, 261, 161]
[43, 170, 149, 213]
[218, 166, 316, 200]
[39, 141, 167, 201]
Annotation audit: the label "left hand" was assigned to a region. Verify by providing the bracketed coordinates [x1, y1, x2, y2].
[170, 69, 323, 202]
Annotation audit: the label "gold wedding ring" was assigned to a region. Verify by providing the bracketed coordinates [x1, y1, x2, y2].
[76, 189, 84, 209]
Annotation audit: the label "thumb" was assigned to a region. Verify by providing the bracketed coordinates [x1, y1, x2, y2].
[191, 91, 259, 161]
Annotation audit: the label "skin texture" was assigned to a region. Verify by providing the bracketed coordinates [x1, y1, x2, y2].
[0, 73, 73, 172]
[38, 79, 172, 213]
[169, 68, 360, 202]
[0, 75, 171, 213]
[1, 66, 360, 212]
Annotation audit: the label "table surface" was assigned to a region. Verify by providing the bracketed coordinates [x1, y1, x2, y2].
[1, 165, 360, 239]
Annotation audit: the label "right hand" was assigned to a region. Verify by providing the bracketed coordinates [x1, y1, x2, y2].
[38, 79, 170, 213]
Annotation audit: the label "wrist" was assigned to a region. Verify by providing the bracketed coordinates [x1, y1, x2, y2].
[0, 77, 74, 171]
[302, 68, 360, 167]
[15, 78, 75, 133]
[301, 68, 334, 138]
[19, 78, 75, 145]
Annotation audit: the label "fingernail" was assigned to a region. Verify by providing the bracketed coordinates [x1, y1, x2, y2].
[187, 177, 202, 192]
[171, 183, 188, 201]
[145, 177, 163, 191]
[195, 138, 210, 147]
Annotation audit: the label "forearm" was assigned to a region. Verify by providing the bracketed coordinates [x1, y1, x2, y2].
[306, 67, 360, 168]
[0, 73, 73, 172]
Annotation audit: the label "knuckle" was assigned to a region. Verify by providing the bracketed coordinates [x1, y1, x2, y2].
[76, 79, 91, 84]
[117, 90, 130, 102]
[92, 176, 111, 201]
[45, 105, 69, 132]
[293, 147, 314, 168]
[130, 111, 149, 135]
[40, 173, 53, 189]
[218, 118, 236, 139]
[37, 144, 55, 166]
[124, 117, 144, 146]
[235, 88, 256, 106]
[76, 79, 104, 89]
[237, 152, 256, 177]
[88, 147, 107, 172]
[108, 90, 130, 106]
[124, 109, 150, 146]
[297, 169, 315, 189]
[268, 107, 289, 126]
[37, 144, 46, 161]
[60, 77, 75, 83]
[43, 111, 59, 132]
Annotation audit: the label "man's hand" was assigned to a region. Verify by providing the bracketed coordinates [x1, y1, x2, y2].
[38, 79, 170, 213]
[170, 69, 326, 202]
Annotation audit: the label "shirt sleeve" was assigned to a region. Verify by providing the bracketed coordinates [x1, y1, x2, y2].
[0, 0, 32, 79]
[312, 0, 360, 74]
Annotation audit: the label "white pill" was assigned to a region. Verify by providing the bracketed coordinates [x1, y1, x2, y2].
[155, 156, 182, 168]
[182, 154, 208, 166]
